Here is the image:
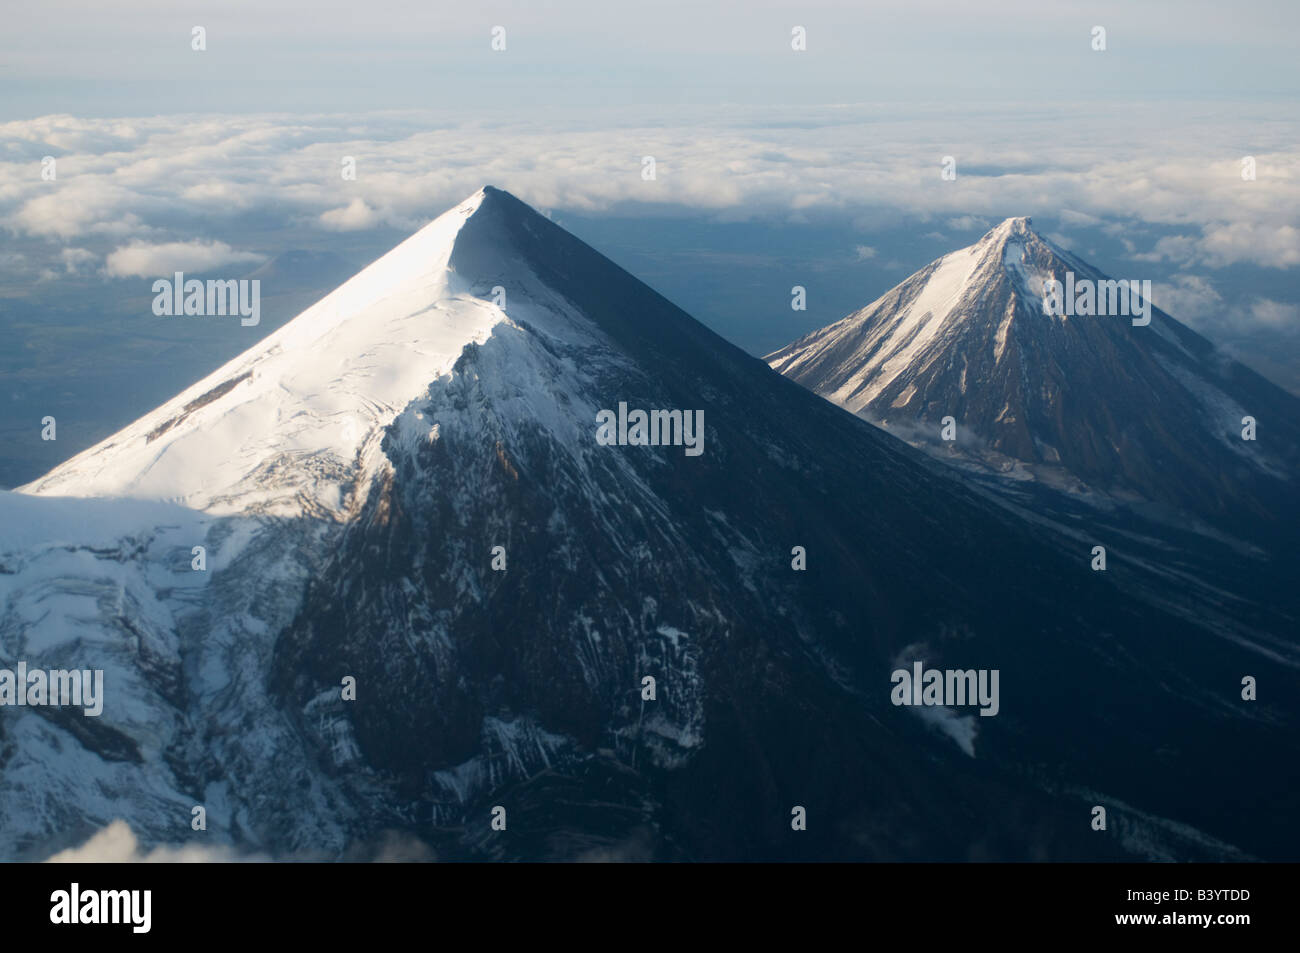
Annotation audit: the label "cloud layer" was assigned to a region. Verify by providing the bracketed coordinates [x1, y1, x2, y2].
[2, 104, 1298, 282]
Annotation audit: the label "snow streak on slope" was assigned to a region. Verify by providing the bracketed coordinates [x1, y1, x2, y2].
[20, 191, 506, 518]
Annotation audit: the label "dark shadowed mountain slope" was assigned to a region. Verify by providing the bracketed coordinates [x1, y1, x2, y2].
[4, 191, 1296, 862]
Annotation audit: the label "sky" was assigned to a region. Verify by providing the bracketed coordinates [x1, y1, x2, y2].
[4, 0, 1300, 115]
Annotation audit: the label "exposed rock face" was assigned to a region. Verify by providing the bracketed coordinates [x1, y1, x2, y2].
[3, 193, 1296, 862]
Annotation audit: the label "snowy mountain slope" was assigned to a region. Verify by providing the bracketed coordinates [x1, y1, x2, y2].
[0, 489, 370, 859]
[767, 218, 1300, 540]
[0, 493, 202, 855]
[4, 191, 1298, 862]
[20, 191, 507, 518]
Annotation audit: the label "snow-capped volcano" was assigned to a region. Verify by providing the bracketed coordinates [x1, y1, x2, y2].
[21, 190, 508, 517]
[768, 218, 1300, 535]
[4, 192, 1297, 863]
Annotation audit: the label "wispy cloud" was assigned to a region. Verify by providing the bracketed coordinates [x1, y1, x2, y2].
[319, 198, 382, 231]
[104, 240, 263, 278]
[1154, 273, 1299, 340]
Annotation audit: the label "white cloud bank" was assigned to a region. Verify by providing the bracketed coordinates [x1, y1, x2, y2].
[1, 103, 1297, 273]
[104, 240, 263, 278]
